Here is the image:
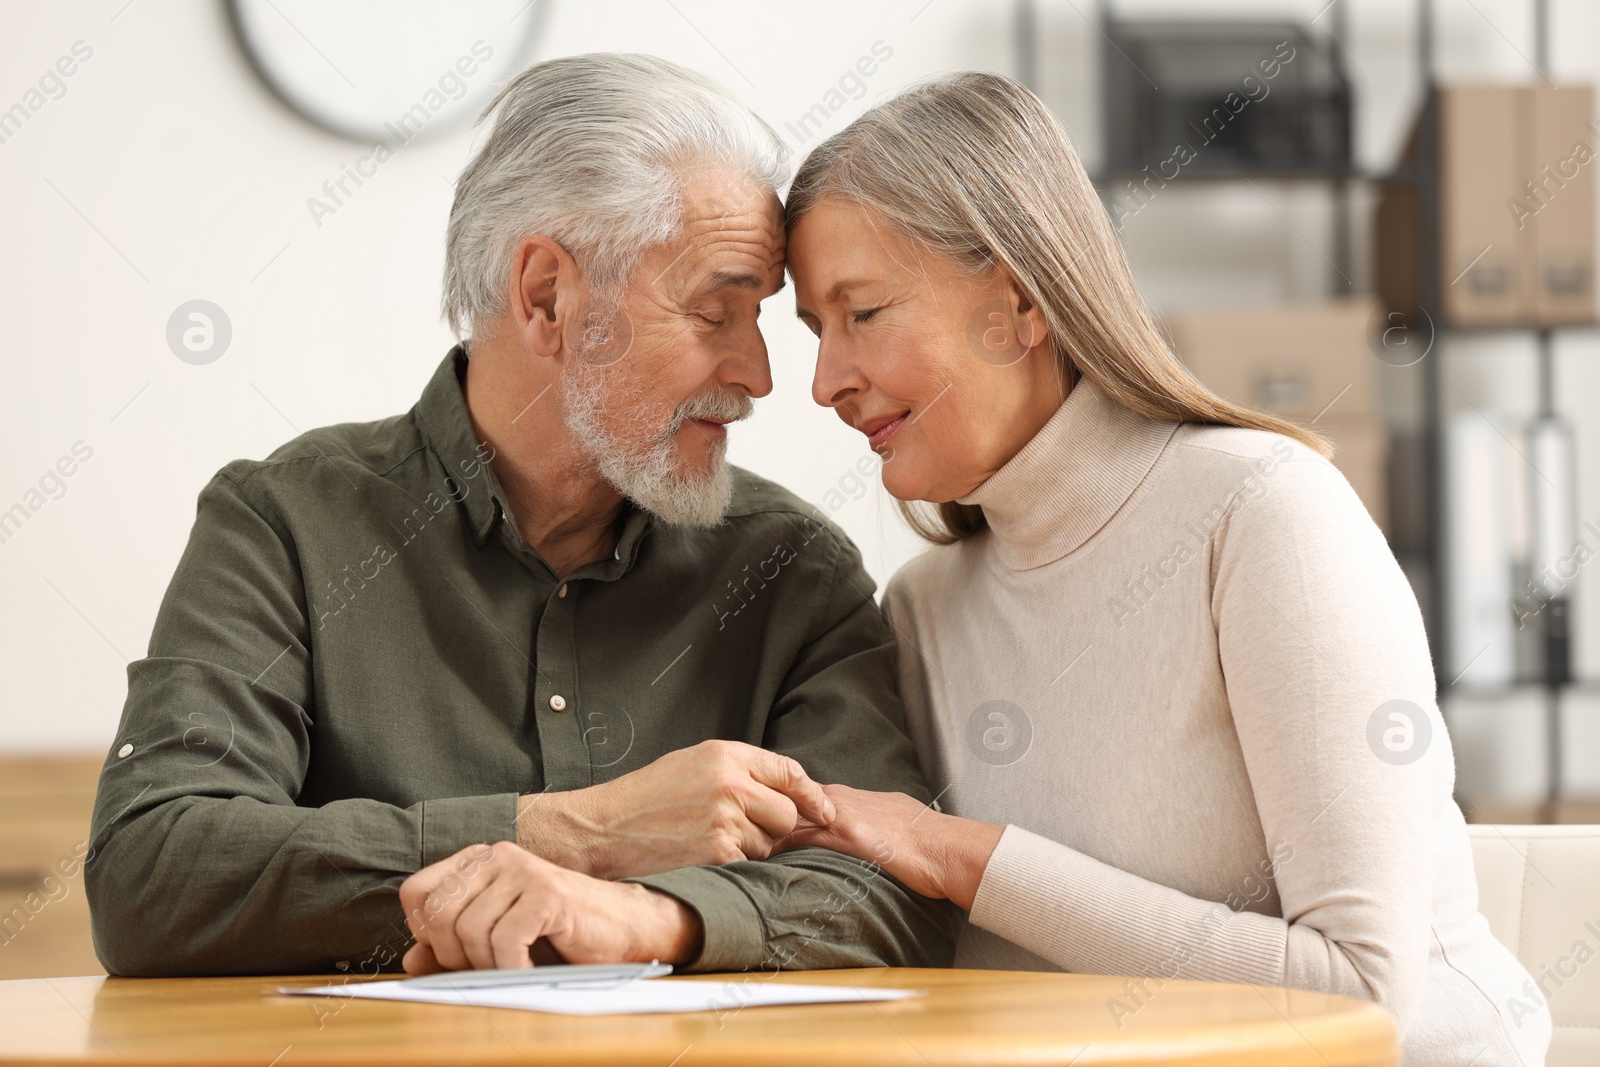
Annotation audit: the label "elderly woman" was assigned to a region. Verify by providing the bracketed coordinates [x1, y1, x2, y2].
[779, 72, 1547, 1066]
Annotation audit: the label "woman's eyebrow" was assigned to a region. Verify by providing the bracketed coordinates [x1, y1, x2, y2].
[794, 279, 877, 320]
[824, 279, 872, 300]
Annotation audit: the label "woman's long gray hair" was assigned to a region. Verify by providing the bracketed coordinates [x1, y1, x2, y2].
[787, 71, 1328, 544]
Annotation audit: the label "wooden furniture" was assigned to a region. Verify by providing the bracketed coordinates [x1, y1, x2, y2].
[1465, 797, 1600, 825]
[0, 756, 103, 980]
[0, 968, 1396, 1066]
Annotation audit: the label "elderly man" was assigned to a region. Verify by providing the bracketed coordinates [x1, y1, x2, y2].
[86, 53, 956, 977]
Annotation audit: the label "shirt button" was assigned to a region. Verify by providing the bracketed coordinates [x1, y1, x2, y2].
[558, 584, 568, 599]
[116, 743, 134, 759]
[549, 694, 567, 712]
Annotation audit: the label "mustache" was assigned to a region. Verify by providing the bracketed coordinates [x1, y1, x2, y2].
[672, 388, 754, 429]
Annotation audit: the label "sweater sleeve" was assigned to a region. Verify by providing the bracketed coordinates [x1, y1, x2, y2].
[966, 453, 1443, 1028]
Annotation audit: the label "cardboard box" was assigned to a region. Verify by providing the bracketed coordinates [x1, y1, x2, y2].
[1377, 85, 1596, 328]
[1439, 88, 1524, 324]
[1324, 421, 1390, 536]
[1166, 300, 1389, 533]
[1374, 172, 1423, 319]
[1526, 87, 1597, 323]
[1165, 298, 1378, 422]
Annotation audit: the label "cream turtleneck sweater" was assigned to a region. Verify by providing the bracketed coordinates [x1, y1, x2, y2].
[884, 378, 1548, 1066]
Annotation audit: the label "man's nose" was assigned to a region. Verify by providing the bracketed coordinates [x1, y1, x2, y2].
[722, 321, 774, 399]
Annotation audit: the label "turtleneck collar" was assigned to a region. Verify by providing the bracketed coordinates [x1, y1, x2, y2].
[957, 377, 1178, 570]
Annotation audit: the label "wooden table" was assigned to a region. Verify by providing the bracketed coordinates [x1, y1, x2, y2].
[0, 756, 102, 982]
[0, 968, 1397, 1066]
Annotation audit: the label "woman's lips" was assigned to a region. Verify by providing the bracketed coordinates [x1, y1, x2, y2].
[865, 412, 908, 453]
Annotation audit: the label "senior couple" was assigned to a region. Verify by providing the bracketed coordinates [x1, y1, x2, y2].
[88, 54, 1544, 1064]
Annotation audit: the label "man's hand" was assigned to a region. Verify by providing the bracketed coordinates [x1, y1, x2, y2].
[517, 739, 837, 879]
[398, 841, 703, 974]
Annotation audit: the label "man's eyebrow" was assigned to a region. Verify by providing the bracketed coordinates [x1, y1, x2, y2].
[700, 269, 784, 295]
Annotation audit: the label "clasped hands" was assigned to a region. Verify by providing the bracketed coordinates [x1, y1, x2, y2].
[400, 739, 957, 975]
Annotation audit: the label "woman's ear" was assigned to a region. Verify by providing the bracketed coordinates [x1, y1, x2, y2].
[1008, 279, 1051, 357]
[506, 235, 574, 358]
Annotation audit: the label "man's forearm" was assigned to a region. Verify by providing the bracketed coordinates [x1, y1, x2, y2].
[629, 846, 961, 973]
[89, 789, 517, 976]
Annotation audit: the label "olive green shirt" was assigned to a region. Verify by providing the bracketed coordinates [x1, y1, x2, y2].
[86, 346, 957, 977]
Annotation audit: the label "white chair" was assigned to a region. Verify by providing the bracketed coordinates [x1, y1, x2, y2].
[1468, 823, 1600, 1067]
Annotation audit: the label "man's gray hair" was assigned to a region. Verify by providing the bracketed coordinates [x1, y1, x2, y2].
[442, 53, 789, 339]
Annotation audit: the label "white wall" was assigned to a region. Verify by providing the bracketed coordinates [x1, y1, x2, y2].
[2, 0, 1597, 779]
[0, 0, 1012, 752]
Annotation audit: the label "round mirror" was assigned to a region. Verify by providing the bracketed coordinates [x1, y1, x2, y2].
[228, 0, 551, 142]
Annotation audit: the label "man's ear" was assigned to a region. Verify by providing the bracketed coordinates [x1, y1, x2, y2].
[506, 235, 575, 358]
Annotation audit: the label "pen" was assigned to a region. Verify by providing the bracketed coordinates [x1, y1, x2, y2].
[403, 960, 673, 991]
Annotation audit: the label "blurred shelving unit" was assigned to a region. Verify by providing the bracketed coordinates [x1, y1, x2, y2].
[1014, 0, 1597, 819]
[1402, 0, 1597, 818]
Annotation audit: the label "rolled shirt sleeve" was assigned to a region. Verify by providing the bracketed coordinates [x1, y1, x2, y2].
[88, 468, 520, 976]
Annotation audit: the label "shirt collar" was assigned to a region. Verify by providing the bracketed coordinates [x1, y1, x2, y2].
[414, 344, 505, 547]
[412, 345, 654, 575]
[957, 376, 1177, 569]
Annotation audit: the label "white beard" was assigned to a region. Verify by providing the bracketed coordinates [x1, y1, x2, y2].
[562, 302, 750, 527]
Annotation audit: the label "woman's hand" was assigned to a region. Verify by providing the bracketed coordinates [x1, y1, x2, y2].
[774, 783, 1005, 910]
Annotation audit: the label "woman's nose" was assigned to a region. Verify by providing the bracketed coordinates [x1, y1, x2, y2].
[811, 333, 860, 409]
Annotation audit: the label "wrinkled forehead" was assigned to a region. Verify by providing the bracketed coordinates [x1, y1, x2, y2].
[681, 168, 784, 242]
[657, 168, 788, 292]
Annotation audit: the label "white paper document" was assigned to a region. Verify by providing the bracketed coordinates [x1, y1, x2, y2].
[280, 977, 922, 1016]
